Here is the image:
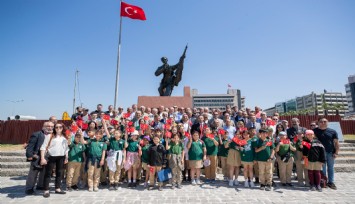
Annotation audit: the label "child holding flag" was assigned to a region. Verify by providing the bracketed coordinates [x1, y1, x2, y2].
[275, 131, 296, 187]
[239, 131, 255, 188]
[202, 127, 219, 183]
[187, 131, 206, 185]
[302, 130, 326, 192]
[225, 132, 243, 186]
[254, 129, 275, 191]
[218, 129, 229, 181]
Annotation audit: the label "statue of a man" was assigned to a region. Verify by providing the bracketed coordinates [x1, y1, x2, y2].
[155, 45, 187, 96]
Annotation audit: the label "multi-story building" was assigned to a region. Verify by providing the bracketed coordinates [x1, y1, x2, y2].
[271, 91, 348, 116]
[345, 75, 355, 114]
[192, 88, 244, 111]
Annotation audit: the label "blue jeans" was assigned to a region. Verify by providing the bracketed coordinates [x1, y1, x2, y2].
[322, 152, 335, 184]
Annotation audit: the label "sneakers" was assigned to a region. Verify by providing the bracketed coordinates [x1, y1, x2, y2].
[260, 184, 265, 190]
[171, 184, 175, 189]
[148, 186, 154, 190]
[109, 184, 115, 191]
[250, 181, 255, 188]
[205, 179, 211, 184]
[224, 177, 228, 182]
[25, 189, 35, 195]
[158, 186, 163, 191]
[67, 187, 72, 192]
[265, 185, 271, 191]
[316, 185, 322, 192]
[282, 183, 287, 187]
[72, 185, 79, 191]
[234, 180, 239, 186]
[114, 183, 119, 190]
[93, 187, 99, 192]
[211, 179, 216, 184]
[191, 179, 197, 186]
[229, 180, 234, 187]
[286, 183, 294, 187]
[327, 183, 337, 190]
[255, 177, 259, 184]
[144, 182, 148, 188]
[244, 181, 249, 188]
[196, 179, 202, 185]
[310, 186, 316, 191]
[177, 184, 182, 189]
[88, 187, 93, 192]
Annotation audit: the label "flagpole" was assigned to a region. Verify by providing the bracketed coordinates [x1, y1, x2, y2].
[114, 0, 123, 110]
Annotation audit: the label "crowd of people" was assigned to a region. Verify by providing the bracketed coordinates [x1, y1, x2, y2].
[24, 104, 340, 198]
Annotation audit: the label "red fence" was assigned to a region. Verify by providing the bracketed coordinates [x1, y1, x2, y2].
[0, 116, 355, 144]
[0, 120, 71, 144]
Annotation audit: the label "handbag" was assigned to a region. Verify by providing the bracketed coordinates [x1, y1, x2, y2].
[34, 135, 53, 169]
[157, 168, 172, 182]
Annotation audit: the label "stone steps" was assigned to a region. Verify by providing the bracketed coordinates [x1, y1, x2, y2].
[334, 164, 355, 172]
[0, 162, 30, 168]
[0, 151, 25, 157]
[339, 142, 355, 147]
[0, 168, 28, 177]
[338, 152, 355, 157]
[0, 156, 27, 163]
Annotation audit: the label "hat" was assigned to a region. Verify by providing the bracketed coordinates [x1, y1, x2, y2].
[305, 130, 314, 135]
[143, 135, 151, 141]
[267, 127, 273, 132]
[131, 130, 139, 136]
[278, 131, 287, 136]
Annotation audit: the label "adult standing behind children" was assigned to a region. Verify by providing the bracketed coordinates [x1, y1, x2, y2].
[25, 121, 54, 195]
[313, 117, 339, 190]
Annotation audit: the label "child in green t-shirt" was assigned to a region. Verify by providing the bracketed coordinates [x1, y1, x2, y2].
[218, 129, 229, 181]
[107, 130, 127, 190]
[254, 129, 275, 191]
[167, 133, 184, 189]
[240, 131, 255, 188]
[124, 130, 141, 188]
[66, 132, 86, 191]
[187, 131, 206, 185]
[202, 127, 219, 183]
[80, 129, 107, 192]
[141, 135, 151, 188]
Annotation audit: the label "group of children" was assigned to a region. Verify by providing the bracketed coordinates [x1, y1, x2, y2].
[64, 118, 326, 192]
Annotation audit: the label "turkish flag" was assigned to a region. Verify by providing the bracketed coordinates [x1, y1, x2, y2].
[82, 123, 88, 130]
[103, 115, 110, 121]
[165, 131, 172, 138]
[207, 134, 215, 139]
[302, 141, 311, 149]
[121, 2, 146, 21]
[265, 141, 273, 147]
[127, 127, 135, 133]
[140, 124, 148, 131]
[184, 132, 191, 138]
[218, 129, 225, 135]
[281, 139, 290, 145]
[144, 116, 149, 121]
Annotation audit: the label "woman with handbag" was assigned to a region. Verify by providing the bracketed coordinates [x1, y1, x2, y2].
[40, 122, 69, 198]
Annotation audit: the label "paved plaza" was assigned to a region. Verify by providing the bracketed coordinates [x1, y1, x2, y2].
[0, 173, 354, 204]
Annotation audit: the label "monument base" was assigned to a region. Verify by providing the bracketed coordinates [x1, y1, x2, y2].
[137, 86, 192, 108]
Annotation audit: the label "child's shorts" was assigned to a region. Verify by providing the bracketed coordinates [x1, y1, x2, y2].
[189, 160, 203, 169]
[241, 161, 254, 167]
[227, 149, 241, 167]
[142, 162, 149, 171]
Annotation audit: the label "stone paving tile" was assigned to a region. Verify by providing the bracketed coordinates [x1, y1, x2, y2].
[0, 173, 354, 204]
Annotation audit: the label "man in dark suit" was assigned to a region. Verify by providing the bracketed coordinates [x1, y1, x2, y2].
[191, 115, 208, 137]
[25, 121, 54, 195]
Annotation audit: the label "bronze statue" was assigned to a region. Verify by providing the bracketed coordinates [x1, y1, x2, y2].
[155, 45, 188, 96]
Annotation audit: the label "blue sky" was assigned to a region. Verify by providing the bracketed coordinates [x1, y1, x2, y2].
[0, 0, 354, 120]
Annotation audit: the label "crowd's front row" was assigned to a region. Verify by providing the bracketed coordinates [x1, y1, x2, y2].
[26, 119, 326, 198]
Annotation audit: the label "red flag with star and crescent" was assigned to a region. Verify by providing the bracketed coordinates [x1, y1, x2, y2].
[121, 2, 146, 20]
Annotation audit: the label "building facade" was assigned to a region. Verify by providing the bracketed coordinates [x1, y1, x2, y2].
[192, 88, 244, 111]
[269, 91, 348, 116]
[345, 75, 355, 114]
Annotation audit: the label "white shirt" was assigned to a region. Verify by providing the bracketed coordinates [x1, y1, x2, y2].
[224, 126, 236, 140]
[40, 135, 69, 157]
